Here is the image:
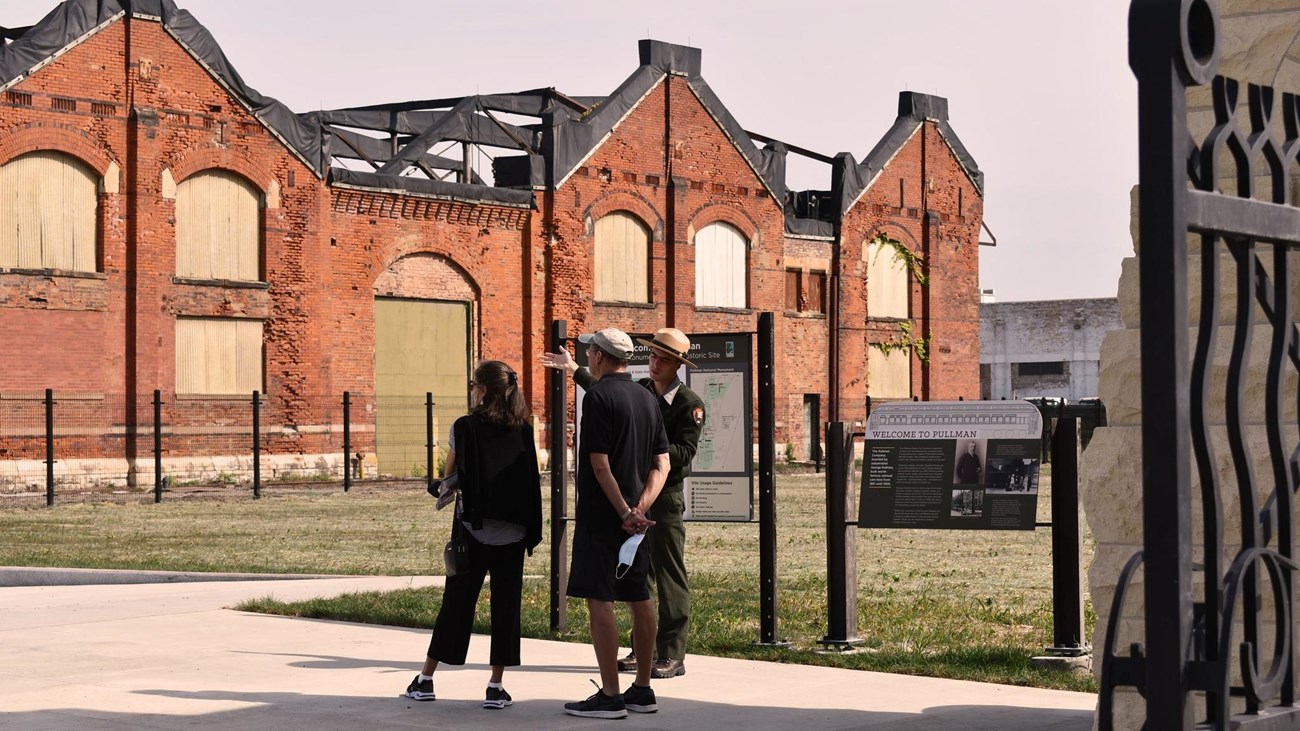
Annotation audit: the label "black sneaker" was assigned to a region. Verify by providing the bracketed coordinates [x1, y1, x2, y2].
[403, 674, 434, 701]
[483, 686, 512, 709]
[564, 681, 627, 719]
[622, 683, 658, 714]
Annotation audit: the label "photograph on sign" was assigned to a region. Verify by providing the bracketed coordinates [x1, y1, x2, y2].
[952, 439, 985, 485]
[858, 400, 1043, 531]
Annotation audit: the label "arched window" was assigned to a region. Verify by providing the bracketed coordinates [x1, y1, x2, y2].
[694, 221, 747, 308]
[176, 170, 261, 281]
[594, 211, 649, 303]
[866, 238, 910, 319]
[0, 151, 97, 271]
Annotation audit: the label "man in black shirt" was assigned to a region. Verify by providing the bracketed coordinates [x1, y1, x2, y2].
[561, 328, 670, 719]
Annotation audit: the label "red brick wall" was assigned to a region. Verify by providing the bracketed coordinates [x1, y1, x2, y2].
[0, 15, 983, 468]
[839, 121, 983, 426]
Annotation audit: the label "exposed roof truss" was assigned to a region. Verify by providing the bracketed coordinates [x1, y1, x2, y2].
[304, 88, 591, 187]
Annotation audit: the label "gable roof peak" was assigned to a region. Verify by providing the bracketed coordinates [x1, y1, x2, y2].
[898, 91, 948, 122]
[638, 39, 701, 77]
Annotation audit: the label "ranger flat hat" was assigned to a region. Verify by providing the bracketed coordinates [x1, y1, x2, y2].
[636, 327, 696, 368]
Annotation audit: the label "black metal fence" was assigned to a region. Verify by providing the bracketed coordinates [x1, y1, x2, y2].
[0, 390, 466, 504]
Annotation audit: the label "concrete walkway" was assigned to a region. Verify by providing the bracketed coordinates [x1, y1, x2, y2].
[0, 571, 1096, 730]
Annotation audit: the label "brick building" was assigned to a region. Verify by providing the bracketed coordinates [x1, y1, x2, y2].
[0, 0, 984, 485]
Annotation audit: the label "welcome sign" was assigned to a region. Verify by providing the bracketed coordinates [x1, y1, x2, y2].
[858, 400, 1043, 531]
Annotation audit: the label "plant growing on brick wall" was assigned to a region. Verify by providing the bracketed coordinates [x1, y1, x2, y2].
[870, 233, 927, 286]
[870, 321, 931, 363]
[868, 234, 930, 363]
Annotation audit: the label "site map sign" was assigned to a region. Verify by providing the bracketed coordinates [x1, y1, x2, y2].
[574, 332, 753, 522]
[680, 333, 753, 521]
[858, 400, 1043, 531]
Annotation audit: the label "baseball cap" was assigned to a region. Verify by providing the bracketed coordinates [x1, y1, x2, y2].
[578, 328, 635, 360]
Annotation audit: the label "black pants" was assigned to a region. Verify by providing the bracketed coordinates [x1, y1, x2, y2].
[427, 531, 526, 667]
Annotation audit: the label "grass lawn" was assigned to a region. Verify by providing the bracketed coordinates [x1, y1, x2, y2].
[0, 465, 1096, 692]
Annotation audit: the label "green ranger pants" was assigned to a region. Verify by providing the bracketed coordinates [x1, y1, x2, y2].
[647, 489, 689, 660]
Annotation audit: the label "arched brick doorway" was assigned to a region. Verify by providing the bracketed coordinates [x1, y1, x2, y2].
[372, 253, 477, 476]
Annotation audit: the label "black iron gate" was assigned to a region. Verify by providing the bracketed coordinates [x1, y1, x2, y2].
[1102, 0, 1300, 727]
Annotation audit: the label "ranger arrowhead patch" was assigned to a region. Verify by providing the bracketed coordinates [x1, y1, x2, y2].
[692, 407, 705, 425]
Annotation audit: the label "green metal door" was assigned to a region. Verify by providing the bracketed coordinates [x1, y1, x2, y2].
[373, 297, 469, 477]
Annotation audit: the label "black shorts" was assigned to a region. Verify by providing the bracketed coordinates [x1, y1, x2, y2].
[566, 525, 651, 602]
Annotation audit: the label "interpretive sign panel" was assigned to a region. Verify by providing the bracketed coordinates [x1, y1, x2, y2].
[574, 332, 753, 521]
[681, 334, 752, 521]
[858, 400, 1043, 530]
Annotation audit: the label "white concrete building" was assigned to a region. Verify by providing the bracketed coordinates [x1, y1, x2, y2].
[979, 298, 1121, 401]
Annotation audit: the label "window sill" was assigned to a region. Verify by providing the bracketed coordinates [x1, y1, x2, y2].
[867, 316, 911, 323]
[593, 300, 656, 309]
[694, 306, 751, 315]
[172, 276, 269, 290]
[175, 393, 265, 401]
[0, 267, 106, 280]
[783, 310, 827, 319]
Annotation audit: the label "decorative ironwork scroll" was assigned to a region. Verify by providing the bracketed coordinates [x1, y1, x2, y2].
[1102, 0, 1300, 728]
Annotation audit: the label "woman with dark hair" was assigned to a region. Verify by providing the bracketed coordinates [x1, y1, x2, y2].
[403, 360, 543, 709]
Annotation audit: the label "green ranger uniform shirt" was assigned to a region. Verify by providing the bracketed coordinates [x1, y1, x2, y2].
[574, 368, 705, 491]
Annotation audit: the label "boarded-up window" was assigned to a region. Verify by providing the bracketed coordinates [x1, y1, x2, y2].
[176, 317, 263, 394]
[594, 211, 649, 302]
[695, 221, 746, 308]
[867, 346, 911, 398]
[784, 269, 800, 310]
[786, 269, 827, 313]
[807, 271, 826, 314]
[866, 240, 909, 319]
[0, 151, 97, 271]
[176, 170, 260, 281]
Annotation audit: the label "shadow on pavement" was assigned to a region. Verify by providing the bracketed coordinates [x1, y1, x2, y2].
[9, 688, 1093, 731]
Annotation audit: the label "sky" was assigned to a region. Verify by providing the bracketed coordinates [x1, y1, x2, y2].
[13, 0, 1139, 303]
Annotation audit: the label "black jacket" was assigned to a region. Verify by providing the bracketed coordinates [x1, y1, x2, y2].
[453, 412, 543, 551]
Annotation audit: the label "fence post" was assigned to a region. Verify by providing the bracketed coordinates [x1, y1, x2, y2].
[153, 389, 163, 504]
[44, 388, 54, 507]
[252, 390, 261, 499]
[1047, 416, 1087, 656]
[812, 396, 823, 474]
[757, 312, 786, 645]
[819, 421, 861, 649]
[550, 319, 569, 632]
[343, 391, 352, 493]
[426, 392, 435, 495]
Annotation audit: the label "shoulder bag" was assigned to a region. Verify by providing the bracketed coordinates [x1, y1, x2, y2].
[443, 493, 471, 577]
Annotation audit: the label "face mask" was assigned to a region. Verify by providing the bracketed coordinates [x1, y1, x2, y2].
[615, 532, 645, 579]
